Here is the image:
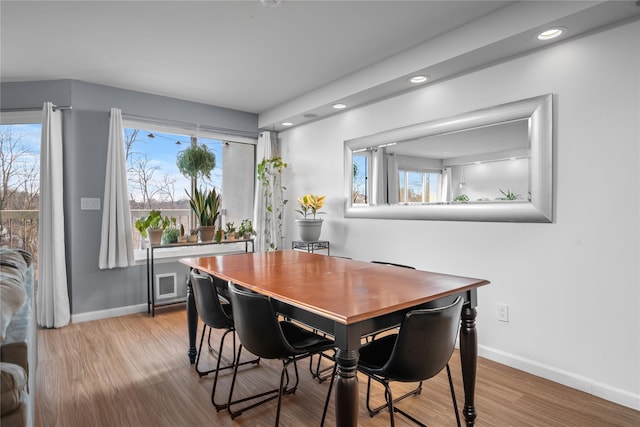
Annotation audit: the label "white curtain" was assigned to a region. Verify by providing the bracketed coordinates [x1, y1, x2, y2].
[253, 131, 280, 252]
[98, 108, 135, 269]
[37, 102, 71, 328]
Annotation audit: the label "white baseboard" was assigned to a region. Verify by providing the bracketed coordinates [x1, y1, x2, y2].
[479, 345, 640, 411]
[71, 303, 147, 323]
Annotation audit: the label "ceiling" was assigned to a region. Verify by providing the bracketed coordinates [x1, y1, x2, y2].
[2, 1, 639, 132]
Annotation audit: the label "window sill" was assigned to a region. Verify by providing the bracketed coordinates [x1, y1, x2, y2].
[133, 241, 252, 266]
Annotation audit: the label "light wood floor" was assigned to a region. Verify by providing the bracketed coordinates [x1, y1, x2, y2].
[35, 307, 639, 427]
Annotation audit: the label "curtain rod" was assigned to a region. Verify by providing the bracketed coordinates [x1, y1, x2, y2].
[1, 105, 72, 112]
[122, 112, 258, 139]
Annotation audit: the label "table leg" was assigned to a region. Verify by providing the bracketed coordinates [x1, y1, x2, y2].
[460, 304, 478, 426]
[186, 276, 198, 364]
[334, 349, 359, 426]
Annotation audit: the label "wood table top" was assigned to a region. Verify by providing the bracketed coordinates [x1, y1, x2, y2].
[180, 250, 490, 325]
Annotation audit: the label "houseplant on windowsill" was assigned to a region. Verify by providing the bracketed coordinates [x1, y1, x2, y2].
[135, 210, 174, 246]
[238, 218, 254, 240]
[295, 194, 325, 242]
[186, 186, 221, 242]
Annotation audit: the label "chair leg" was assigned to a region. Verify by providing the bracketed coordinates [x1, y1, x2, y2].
[227, 345, 295, 421]
[309, 350, 334, 382]
[197, 326, 259, 378]
[211, 329, 260, 410]
[365, 375, 422, 417]
[194, 324, 209, 376]
[320, 363, 338, 426]
[446, 363, 461, 427]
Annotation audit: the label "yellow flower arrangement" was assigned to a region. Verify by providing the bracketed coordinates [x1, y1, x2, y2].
[295, 194, 325, 219]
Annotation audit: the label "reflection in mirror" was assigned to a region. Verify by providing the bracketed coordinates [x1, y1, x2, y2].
[344, 94, 552, 222]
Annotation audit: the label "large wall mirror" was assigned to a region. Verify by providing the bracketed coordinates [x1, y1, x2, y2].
[344, 94, 553, 222]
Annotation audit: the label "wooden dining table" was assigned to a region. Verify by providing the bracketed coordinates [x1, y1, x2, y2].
[180, 250, 490, 426]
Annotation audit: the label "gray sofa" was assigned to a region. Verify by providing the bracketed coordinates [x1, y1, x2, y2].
[1, 249, 36, 427]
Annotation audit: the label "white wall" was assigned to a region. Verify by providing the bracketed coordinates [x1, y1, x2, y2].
[279, 21, 640, 409]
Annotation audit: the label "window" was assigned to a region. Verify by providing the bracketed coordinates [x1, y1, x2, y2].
[0, 111, 42, 265]
[398, 169, 442, 203]
[123, 119, 256, 248]
[352, 151, 370, 204]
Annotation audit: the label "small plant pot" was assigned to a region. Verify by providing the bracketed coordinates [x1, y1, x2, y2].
[147, 228, 163, 246]
[177, 236, 187, 243]
[187, 235, 198, 243]
[295, 219, 323, 242]
[199, 226, 216, 242]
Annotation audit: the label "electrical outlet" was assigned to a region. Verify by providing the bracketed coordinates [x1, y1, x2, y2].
[497, 304, 509, 322]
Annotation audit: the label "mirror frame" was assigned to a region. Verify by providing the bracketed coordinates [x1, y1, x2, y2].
[344, 94, 553, 222]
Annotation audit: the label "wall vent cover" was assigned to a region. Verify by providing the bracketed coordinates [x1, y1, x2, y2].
[156, 273, 177, 299]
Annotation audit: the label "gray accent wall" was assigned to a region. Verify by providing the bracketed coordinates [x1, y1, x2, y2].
[1, 80, 258, 315]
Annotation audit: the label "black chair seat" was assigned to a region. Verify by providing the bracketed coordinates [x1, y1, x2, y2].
[358, 334, 396, 371]
[279, 321, 334, 352]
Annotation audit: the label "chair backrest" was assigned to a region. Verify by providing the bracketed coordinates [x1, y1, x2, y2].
[227, 282, 295, 359]
[190, 270, 234, 329]
[370, 260, 416, 269]
[382, 296, 464, 382]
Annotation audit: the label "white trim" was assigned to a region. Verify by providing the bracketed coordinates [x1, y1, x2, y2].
[71, 303, 147, 323]
[1, 110, 42, 124]
[479, 345, 640, 411]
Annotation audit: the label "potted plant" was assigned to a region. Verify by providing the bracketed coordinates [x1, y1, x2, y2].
[176, 143, 216, 180]
[177, 224, 187, 243]
[224, 222, 236, 240]
[294, 194, 325, 242]
[187, 228, 199, 243]
[497, 189, 522, 200]
[238, 218, 254, 239]
[162, 218, 180, 244]
[135, 210, 174, 246]
[186, 186, 221, 242]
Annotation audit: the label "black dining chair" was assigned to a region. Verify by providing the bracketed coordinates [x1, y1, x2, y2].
[189, 271, 259, 410]
[226, 282, 336, 426]
[364, 261, 417, 343]
[322, 296, 464, 427]
[370, 260, 416, 269]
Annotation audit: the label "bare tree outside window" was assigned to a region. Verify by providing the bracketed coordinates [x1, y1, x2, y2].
[0, 124, 41, 266]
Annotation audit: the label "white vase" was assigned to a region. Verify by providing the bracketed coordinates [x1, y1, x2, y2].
[295, 218, 323, 242]
[147, 228, 163, 246]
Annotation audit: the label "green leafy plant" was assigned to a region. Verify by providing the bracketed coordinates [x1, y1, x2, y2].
[185, 186, 221, 227]
[224, 222, 236, 234]
[176, 143, 216, 180]
[162, 228, 180, 244]
[295, 194, 325, 219]
[453, 194, 469, 203]
[135, 210, 174, 237]
[497, 189, 522, 201]
[238, 218, 254, 237]
[257, 156, 288, 250]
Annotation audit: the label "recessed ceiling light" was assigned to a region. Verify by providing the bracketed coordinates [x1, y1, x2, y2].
[281, 122, 293, 126]
[537, 27, 565, 41]
[332, 103, 347, 109]
[409, 75, 429, 84]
